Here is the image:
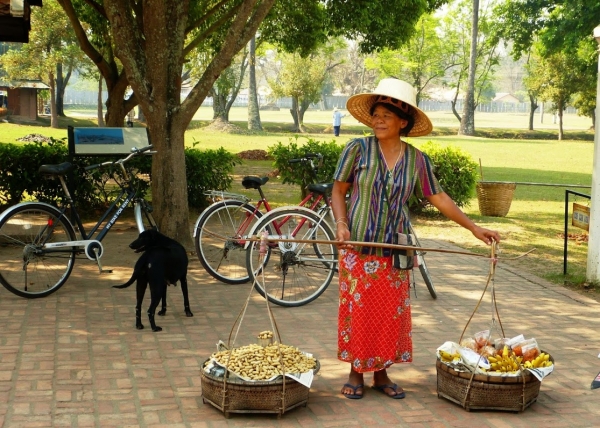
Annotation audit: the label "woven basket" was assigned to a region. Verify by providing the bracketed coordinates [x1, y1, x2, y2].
[436, 354, 552, 412]
[201, 359, 320, 418]
[476, 182, 516, 217]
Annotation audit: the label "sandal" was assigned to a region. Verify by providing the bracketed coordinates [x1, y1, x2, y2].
[341, 383, 364, 399]
[372, 383, 405, 399]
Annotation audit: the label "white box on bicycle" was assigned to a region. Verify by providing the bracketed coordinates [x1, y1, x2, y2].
[68, 126, 151, 156]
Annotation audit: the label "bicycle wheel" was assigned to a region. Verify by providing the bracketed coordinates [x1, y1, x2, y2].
[0, 203, 77, 298]
[195, 200, 263, 284]
[407, 222, 437, 299]
[134, 199, 158, 233]
[417, 253, 436, 299]
[246, 208, 337, 307]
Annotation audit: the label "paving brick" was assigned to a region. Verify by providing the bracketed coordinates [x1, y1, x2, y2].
[2, 232, 600, 426]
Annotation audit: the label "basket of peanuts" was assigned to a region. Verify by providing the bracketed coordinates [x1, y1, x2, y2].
[200, 330, 320, 418]
[435, 331, 554, 412]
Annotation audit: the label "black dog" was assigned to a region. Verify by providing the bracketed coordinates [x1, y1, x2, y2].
[113, 229, 193, 331]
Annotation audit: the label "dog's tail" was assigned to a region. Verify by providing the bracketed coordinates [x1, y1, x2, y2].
[113, 275, 136, 289]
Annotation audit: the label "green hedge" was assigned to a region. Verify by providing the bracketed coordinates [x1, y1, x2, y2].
[267, 136, 343, 198]
[267, 137, 477, 213]
[417, 141, 479, 210]
[0, 139, 238, 213]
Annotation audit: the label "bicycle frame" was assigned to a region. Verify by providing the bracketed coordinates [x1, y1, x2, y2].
[32, 155, 151, 264]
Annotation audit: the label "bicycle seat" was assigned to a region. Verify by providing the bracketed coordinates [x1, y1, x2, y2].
[307, 182, 333, 195]
[38, 162, 75, 176]
[242, 176, 269, 189]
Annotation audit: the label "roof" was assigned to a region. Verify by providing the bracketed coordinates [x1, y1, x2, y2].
[492, 93, 520, 103]
[0, 79, 50, 89]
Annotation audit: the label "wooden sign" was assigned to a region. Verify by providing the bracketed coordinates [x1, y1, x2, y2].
[572, 203, 590, 231]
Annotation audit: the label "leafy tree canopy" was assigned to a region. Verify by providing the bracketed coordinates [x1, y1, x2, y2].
[494, 0, 600, 58]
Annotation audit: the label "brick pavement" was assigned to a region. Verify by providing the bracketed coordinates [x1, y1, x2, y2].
[1, 226, 600, 427]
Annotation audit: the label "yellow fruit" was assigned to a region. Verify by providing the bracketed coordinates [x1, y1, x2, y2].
[488, 356, 497, 363]
[502, 345, 509, 358]
[439, 350, 454, 362]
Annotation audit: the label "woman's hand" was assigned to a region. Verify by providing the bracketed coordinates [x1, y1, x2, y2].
[336, 223, 353, 250]
[471, 225, 501, 245]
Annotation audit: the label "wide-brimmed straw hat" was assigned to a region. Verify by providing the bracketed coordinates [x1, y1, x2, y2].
[346, 78, 433, 137]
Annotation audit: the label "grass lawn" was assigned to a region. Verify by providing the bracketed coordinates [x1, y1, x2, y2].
[0, 106, 596, 296]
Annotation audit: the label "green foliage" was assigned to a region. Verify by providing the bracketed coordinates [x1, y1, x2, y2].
[185, 146, 241, 209]
[416, 141, 479, 210]
[0, 138, 67, 206]
[267, 136, 343, 197]
[0, 140, 236, 213]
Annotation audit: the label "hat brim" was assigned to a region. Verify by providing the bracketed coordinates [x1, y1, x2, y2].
[346, 93, 433, 137]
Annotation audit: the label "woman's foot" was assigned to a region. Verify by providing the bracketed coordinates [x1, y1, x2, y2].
[372, 369, 405, 399]
[341, 370, 364, 399]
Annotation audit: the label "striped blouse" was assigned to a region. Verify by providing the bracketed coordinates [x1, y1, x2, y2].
[333, 136, 442, 255]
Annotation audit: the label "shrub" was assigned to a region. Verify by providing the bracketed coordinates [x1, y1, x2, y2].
[414, 141, 479, 211]
[0, 139, 237, 213]
[185, 146, 241, 209]
[267, 136, 343, 197]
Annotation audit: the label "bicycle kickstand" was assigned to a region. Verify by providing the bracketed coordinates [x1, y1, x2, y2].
[93, 247, 113, 274]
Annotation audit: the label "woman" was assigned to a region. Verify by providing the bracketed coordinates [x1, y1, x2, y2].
[331, 78, 500, 399]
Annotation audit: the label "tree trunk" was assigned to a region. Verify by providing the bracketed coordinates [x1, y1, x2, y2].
[146, 113, 191, 244]
[299, 98, 310, 125]
[97, 76, 105, 127]
[104, 80, 132, 127]
[211, 90, 229, 121]
[558, 103, 564, 141]
[247, 36, 262, 131]
[56, 63, 66, 117]
[451, 85, 462, 122]
[49, 70, 58, 128]
[528, 93, 538, 131]
[459, 0, 479, 136]
[290, 97, 304, 132]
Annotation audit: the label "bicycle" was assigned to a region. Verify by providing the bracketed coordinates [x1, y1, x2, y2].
[0, 145, 157, 298]
[193, 153, 331, 285]
[244, 203, 435, 306]
[403, 205, 436, 299]
[244, 203, 338, 307]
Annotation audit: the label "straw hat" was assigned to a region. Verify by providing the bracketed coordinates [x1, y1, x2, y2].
[346, 78, 433, 137]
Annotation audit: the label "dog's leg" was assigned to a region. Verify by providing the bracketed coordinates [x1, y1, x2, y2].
[158, 287, 167, 316]
[136, 277, 148, 330]
[180, 277, 193, 317]
[147, 279, 164, 332]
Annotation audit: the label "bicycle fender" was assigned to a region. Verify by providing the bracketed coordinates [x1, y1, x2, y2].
[243, 205, 322, 249]
[0, 202, 75, 231]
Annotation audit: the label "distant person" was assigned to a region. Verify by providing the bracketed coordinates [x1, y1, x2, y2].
[332, 107, 346, 136]
[126, 109, 135, 127]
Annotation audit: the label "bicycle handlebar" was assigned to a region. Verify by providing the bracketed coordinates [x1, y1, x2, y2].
[289, 153, 323, 164]
[83, 145, 154, 171]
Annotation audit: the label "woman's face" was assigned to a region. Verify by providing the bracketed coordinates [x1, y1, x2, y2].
[370, 104, 407, 141]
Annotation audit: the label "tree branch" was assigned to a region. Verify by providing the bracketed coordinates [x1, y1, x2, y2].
[55, 0, 113, 80]
[80, 0, 107, 19]
[185, 0, 233, 33]
[183, 4, 241, 56]
[180, 0, 276, 124]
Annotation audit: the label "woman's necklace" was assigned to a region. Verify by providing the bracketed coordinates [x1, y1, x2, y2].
[380, 141, 404, 177]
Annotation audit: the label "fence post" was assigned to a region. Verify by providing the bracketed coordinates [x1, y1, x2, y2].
[586, 25, 600, 283]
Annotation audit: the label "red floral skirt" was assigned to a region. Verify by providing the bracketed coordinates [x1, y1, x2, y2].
[337, 249, 412, 373]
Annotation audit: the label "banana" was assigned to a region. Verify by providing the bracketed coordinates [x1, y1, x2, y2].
[502, 345, 509, 358]
[488, 356, 498, 363]
[439, 350, 454, 362]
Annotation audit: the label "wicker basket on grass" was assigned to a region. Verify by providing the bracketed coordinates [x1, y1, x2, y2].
[436, 352, 553, 412]
[476, 182, 517, 217]
[201, 359, 320, 418]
